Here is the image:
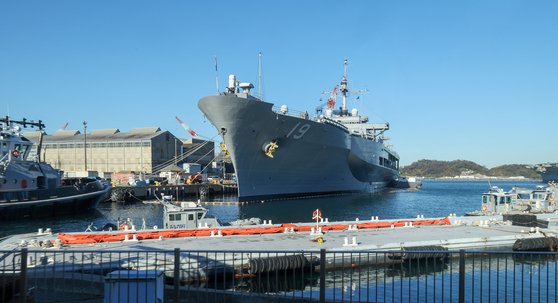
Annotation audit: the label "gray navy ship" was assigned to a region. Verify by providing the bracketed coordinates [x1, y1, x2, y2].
[530, 163, 558, 182]
[198, 60, 400, 201]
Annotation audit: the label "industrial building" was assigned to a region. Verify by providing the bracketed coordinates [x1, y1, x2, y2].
[24, 127, 214, 176]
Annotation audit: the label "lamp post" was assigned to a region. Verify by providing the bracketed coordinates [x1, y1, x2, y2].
[83, 121, 87, 171]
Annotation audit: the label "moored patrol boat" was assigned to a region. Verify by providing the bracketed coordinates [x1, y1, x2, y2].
[198, 59, 400, 201]
[0, 117, 111, 219]
[467, 182, 557, 216]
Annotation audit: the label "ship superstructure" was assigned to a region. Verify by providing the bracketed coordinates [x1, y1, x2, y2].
[198, 60, 400, 201]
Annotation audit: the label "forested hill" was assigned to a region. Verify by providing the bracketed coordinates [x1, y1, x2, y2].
[400, 160, 540, 179]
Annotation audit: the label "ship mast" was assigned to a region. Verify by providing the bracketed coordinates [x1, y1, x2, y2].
[338, 59, 367, 116]
[340, 59, 349, 115]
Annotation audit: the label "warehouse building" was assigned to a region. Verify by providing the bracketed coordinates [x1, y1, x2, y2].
[24, 127, 214, 176]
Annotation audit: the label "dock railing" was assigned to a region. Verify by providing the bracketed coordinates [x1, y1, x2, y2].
[2, 248, 558, 302]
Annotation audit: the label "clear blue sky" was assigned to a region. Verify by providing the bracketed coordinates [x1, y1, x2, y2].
[1, 1, 557, 167]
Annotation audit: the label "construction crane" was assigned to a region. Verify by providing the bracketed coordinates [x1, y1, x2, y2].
[315, 85, 338, 116]
[175, 116, 198, 137]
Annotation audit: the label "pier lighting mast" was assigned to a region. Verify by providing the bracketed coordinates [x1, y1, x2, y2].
[83, 121, 87, 171]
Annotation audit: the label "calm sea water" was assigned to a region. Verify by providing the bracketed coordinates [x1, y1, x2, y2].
[0, 179, 541, 238]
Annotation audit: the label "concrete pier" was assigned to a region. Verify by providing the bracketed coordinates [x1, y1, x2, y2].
[109, 184, 237, 202]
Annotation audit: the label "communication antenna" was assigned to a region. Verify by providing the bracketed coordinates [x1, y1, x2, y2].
[258, 51, 264, 99]
[214, 56, 219, 95]
[339, 59, 368, 115]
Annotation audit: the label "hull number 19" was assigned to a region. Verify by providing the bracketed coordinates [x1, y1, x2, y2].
[287, 122, 311, 139]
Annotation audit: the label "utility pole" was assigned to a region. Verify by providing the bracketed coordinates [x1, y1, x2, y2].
[83, 121, 87, 171]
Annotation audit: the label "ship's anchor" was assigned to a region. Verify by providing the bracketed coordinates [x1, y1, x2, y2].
[263, 140, 279, 158]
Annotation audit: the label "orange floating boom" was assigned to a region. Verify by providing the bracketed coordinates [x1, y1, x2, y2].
[57, 217, 451, 245]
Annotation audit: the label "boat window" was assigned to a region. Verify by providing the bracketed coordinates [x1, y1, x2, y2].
[197, 212, 203, 220]
[1, 142, 7, 156]
[21, 145, 30, 159]
[169, 214, 181, 221]
[506, 196, 511, 203]
[482, 196, 488, 203]
[188, 214, 194, 221]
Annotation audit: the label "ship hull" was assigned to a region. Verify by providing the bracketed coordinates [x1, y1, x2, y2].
[541, 166, 558, 183]
[199, 94, 398, 201]
[0, 181, 111, 220]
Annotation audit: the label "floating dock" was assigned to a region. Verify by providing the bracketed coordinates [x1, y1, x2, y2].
[2, 213, 558, 292]
[3, 213, 558, 254]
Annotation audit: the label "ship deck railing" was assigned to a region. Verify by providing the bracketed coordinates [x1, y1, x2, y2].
[1, 248, 558, 302]
[272, 105, 352, 135]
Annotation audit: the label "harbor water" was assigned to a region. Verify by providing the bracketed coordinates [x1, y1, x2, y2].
[0, 179, 541, 238]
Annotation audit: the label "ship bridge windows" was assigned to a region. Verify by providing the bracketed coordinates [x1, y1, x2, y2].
[379, 153, 399, 170]
[1, 142, 7, 158]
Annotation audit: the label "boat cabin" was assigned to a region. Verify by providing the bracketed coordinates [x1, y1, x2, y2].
[511, 185, 556, 212]
[0, 126, 33, 162]
[481, 186, 513, 213]
[163, 202, 222, 229]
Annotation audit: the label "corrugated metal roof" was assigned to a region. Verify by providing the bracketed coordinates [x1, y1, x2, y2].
[130, 127, 161, 135]
[24, 128, 167, 143]
[53, 130, 81, 136]
[22, 131, 46, 138]
[91, 129, 120, 136]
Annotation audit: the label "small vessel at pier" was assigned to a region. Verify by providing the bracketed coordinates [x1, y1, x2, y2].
[198, 59, 400, 201]
[0, 117, 111, 219]
[467, 182, 557, 216]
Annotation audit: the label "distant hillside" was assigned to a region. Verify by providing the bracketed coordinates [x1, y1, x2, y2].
[400, 160, 540, 179]
[487, 164, 540, 179]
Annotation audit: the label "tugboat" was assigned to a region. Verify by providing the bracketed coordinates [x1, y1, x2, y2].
[0, 117, 111, 220]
